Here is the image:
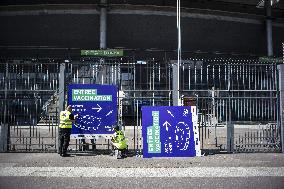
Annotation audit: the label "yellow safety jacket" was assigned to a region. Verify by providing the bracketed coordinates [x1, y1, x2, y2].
[111, 130, 127, 150]
[59, 110, 72, 129]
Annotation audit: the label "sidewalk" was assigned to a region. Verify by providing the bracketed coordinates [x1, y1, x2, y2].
[0, 152, 283, 168]
[0, 153, 284, 189]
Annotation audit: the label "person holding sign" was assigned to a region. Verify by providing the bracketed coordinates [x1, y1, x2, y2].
[111, 126, 128, 159]
[59, 105, 79, 157]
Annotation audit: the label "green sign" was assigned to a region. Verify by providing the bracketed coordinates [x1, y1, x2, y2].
[259, 57, 283, 63]
[72, 89, 112, 101]
[147, 111, 161, 153]
[81, 49, 123, 57]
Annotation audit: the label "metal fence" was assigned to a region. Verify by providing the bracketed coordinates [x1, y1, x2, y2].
[0, 60, 59, 151]
[0, 52, 282, 153]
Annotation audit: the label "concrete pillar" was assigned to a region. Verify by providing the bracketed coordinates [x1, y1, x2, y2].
[100, 0, 107, 49]
[278, 64, 284, 153]
[173, 0, 181, 106]
[265, 0, 273, 57]
[99, 0, 108, 84]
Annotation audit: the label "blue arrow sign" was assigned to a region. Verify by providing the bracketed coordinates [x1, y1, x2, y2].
[142, 106, 200, 158]
[68, 84, 117, 138]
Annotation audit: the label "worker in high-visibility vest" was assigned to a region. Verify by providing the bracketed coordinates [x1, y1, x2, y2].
[111, 126, 128, 159]
[59, 105, 78, 157]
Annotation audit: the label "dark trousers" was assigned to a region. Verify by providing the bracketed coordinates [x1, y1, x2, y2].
[59, 128, 71, 155]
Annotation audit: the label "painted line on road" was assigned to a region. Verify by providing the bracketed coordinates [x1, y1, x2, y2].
[0, 167, 284, 177]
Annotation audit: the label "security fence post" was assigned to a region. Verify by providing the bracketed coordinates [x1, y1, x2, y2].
[0, 124, 8, 152]
[1, 63, 9, 152]
[57, 62, 66, 153]
[279, 43, 284, 153]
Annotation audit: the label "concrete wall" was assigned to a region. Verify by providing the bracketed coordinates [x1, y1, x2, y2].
[0, 9, 283, 57]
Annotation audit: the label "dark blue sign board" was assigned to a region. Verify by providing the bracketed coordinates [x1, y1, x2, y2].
[68, 84, 117, 138]
[142, 106, 200, 158]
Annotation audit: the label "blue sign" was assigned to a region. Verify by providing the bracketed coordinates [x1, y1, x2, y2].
[142, 106, 200, 158]
[68, 84, 117, 138]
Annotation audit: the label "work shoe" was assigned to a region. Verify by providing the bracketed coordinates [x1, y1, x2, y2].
[61, 154, 71, 157]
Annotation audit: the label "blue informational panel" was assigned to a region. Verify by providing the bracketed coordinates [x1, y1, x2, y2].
[142, 106, 200, 158]
[68, 84, 117, 138]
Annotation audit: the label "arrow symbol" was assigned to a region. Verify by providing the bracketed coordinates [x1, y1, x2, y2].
[163, 121, 172, 131]
[106, 110, 113, 117]
[92, 104, 102, 112]
[167, 110, 174, 117]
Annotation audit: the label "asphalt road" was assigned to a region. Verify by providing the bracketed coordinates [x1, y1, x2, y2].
[0, 153, 284, 189]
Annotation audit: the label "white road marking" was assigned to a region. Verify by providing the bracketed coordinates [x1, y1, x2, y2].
[0, 167, 284, 177]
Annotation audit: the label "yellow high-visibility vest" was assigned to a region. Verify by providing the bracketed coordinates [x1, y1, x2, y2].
[111, 130, 127, 150]
[59, 110, 72, 129]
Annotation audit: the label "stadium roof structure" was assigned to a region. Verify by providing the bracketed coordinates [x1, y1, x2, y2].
[1, 0, 283, 12]
[1, 1, 283, 18]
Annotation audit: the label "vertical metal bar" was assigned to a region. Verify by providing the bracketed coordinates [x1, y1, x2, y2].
[212, 65, 215, 89]
[238, 96, 240, 120]
[268, 65, 271, 90]
[158, 63, 161, 87]
[172, 61, 179, 106]
[168, 62, 171, 92]
[217, 98, 220, 122]
[274, 64, 278, 91]
[277, 64, 284, 153]
[227, 96, 234, 152]
[218, 65, 221, 89]
[248, 64, 251, 89]
[254, 65, 257, 90]
[177, 0, 181, 93]
[237, 65, 239, 90]
[136, 99, 139, 153]
[227, 63, 234, 152]
[242, 97, 245, 120]
[134, 63, 136, 92]
[200, 64, 203, 89]
[0, 63, 9, 152]
[224, 64, 227, 89]
[149, 63, 151, 91]
[274, 96, 277, 121]
[133, 100, 137, 152]
[262, 98, 264, 121]
[153, 63, 155, 90]
[76, 67, 79, 84]
[206, 65, 209, 89]
[222, 99, 225, 122]
[195, 65, 197, 90]
[188, 65, 191, 90]
[234, 98, 237, 120]
[58, 62, 66, 153]
[242, 64, 245, 90]
[201, 112, 204, 150]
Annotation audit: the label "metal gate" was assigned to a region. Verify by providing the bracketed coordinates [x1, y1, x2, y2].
[179, 58, 281, 153]
[0, 60, 59, 152]
[0, 52, 282, 153]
